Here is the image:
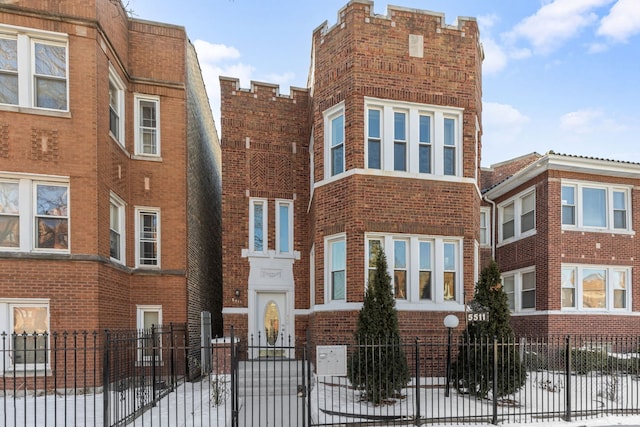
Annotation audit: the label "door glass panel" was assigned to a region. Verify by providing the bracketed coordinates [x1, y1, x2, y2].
[264, 300, 280, 346]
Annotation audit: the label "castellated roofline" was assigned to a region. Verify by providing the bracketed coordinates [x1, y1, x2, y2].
[219, 76, 309, 100]
[312, 0, 477, 38]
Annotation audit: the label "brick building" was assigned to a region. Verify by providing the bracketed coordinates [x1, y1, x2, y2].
[221, 0, 483, 345]
[221, 0, 640, 344]
[0, 0, 222, 370]
[482, 152, 640, 336]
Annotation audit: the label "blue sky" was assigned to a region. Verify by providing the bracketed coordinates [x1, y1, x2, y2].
[129, 0, 640, 167]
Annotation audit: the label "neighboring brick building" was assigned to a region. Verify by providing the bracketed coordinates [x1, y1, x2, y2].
[483, 152, 640, 336]
[0, 0, 222, 369]
[221, 0, 483, 345]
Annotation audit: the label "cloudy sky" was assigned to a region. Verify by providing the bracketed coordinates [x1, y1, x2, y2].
[129, 0, 640, 167]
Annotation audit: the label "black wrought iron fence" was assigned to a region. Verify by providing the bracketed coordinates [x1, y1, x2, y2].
[3, 331, 640, 426]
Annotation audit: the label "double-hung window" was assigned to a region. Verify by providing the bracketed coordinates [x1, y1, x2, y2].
[0, 300, 50, 369]
[276, 200, 293, 255]
[324, 103, 345, 178]
[363, 98, 462, 177]
[327, 235, 346, 301]
[108, 66, 125, 145]
[562, 181, 631, 232]
[561, 265, 630, 311]
[135, 94, 160, 156]
[418, 115, 432, 173]
[393, 112, 407, 171]
[365, 234, 461, 304]
[498, 188, 535, 243]
[249, 198, 267, 254]
[135, 207, 160, 268]
[479, 207, 491, 246]
[502, 268, 536, 312]
[0, 175, 69, 252]
[109, 193, 125, 263]
[0, 26, 68, 111]
[367, 109, 382, 169]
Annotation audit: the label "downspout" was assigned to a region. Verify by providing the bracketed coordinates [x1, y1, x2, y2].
[483, 195, 497, 260]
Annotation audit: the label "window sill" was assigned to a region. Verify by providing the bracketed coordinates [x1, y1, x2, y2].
[0, 104, 71, 118]
[2, 368, 52, 377]
[132, 154, 163, 162]
[561, 227, 635, 236]
[497, 230, 537, 247]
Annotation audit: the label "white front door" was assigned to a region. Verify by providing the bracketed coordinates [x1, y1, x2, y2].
[256, 292, 289, 357]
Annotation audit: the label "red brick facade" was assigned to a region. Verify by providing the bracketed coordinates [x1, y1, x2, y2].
[221, 1, 483, 345]
[0, 0, 221, 354]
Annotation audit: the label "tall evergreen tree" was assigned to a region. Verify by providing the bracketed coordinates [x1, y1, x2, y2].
[453, 260, 527, 399]
[348, 247, 409, 404]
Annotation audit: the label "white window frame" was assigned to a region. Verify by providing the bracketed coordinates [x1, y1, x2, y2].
[367, 108, 382, 169]
[136, 305, 162, 363]
[561, 180, 632, 233]
[108, 65, 125, 146]
[109, 192, 125, 264]
[502, 267, 536, 312]
[0, 25, 68, 112]
[364, 234, 463, 306]
[498, 188, 536, 244]
[0, 174, 69, 253]
[480, 207, 491, 247]
[135, 207, 160, 268]
[363, 97, 463, 177]
[325, 234, 346, 303]
[275, 199, 293, 255]
[0, 299, 50, 370]
[323, 102, 345, 179]
[248, 198, 267, 255]
[134, 94, 161, 157]
[561, 264, 631, 312]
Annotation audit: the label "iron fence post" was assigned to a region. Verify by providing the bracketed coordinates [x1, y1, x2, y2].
[307, 329, 313, 427]
[492, 336, 498, 425]
[170, 323, 175, 387]
[415, 337, 421, 425]
[445, 328, 452, 397]
[152, 325, 157, 405]
[230, 327, 238, 427]
[565, 335, 572, 422]
[103, 329, 110, 427]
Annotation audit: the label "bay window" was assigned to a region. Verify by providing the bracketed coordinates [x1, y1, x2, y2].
[0, 300, 50, 369]
[135, 94, 160, 156]
[0, 26, 68, 111]
[326, 235, 346, 301]
[561, 265, 631, 311]
[561, 181, 631, 232]
[365, 234, 462, 305]
[135, 207, 160, 268]
[324, 103, 345, 178]
[0, 175, 68, 252]
[502, 268, 536, 312]
[498, 188, 535, 243]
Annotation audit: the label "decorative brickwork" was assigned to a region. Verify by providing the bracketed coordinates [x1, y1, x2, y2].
[0, 124, 8, 158]
[30, 128, 59, 162]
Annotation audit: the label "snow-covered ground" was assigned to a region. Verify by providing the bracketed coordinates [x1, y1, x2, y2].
[4, 371, 640, 426]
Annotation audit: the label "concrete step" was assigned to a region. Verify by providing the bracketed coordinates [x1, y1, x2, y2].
[236, 360, 309, 396]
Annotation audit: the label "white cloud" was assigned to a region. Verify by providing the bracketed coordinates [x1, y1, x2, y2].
[192, 40, 240, 63]
[559, 109, 625, 133]
[597, 0, 640, 42]
[481, 102, 532, 165]
[481, 37, 508, 75]
[506, 0, 615, 54]
[484, 102, 530, 128]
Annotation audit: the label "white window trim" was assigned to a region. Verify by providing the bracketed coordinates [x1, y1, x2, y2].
[364, 233, 464, 308]
[134, 207, 160, 268]
[108, 65, 126, 146]
[0, 173, 70, 253]
[325, 233, 346, 304]
[109, 192, 126, 264]
[561, 264, 632, 312]
[480, 207, 491, 247]
[136, 305, 162, 363]
[275, 199, 294, 255]
[561, 180, 633, 234]
[502, 267, 536, 313]
[134, 94, 161, 157]
[497, 187, 536, 245]
[0, 299, 50, 371]
[0, 25, 68, 112]
[323, 102, 345, 180]
[248, 198, 268, 255]
[363, 97, 463, 177]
